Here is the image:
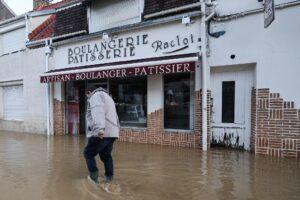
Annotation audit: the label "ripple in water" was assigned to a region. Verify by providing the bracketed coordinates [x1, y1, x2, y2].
[0, 131, 299, 200]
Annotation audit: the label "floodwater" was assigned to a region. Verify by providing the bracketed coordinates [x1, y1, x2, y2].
[0, 131, 299, 200]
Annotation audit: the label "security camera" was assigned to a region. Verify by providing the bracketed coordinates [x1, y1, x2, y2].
[206, 1, 218, 7]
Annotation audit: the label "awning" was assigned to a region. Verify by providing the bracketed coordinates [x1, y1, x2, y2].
[40, 56, 198, 83]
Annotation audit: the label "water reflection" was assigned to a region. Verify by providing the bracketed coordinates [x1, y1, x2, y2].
[0, 131, 299, 200]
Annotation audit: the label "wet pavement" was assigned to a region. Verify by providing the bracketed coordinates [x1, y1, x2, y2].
[0, 131, 299, 200]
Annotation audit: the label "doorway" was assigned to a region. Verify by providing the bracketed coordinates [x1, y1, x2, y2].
[210, 65, 254, 150]
[65, 80, 108, 135]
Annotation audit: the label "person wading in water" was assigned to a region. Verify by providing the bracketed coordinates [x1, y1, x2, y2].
[83, 86, 120, 185]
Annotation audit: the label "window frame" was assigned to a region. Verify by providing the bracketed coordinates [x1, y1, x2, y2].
[109, 76, 148, 128]
[221, 81, 235, 124]
[163, 73, 195, 131]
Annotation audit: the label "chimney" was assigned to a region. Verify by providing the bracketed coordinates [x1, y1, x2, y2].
[33, 0, 50, 10]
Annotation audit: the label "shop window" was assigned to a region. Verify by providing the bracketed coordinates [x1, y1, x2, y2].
[222, 81, 235, 123]
[164, 74, 194, 130]
[110, 77, 147, 128]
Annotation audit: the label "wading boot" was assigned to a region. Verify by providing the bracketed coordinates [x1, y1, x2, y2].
[87, 171, 99, 185]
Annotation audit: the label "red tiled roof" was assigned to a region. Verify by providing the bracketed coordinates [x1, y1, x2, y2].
[28, 1, 87, 42]
[28, 15, 56, 41]
[34, 0, 72, 11]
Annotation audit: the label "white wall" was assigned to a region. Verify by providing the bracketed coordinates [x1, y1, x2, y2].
[0, 48, 47, 133]
[0, 87, 3, 118]
[216, 0, 295, 15]
[89, 0, 142, 33]
[210, 5, 300, 107]
[0, 19, 26, 55]
[0, 28, 26, 54]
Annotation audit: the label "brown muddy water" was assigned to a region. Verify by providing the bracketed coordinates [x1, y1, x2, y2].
[0, 131, 299, 200]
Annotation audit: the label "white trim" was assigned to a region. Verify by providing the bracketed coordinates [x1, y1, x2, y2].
[164, 129, 194, 133]
[144, 2, 201, 19]
[0, 14, 25, 27]
[212, 123, 246, 129]
[41, 56, 199, 77]
[0, 23, 25, 34]
[120, 127, 147, 131]
[56, 2, 82, 12]
[0, 80, 23, 87]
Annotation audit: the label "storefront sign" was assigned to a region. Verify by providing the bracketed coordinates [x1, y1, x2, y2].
[52, 20, 201, 70]
[67, 34, 197, 65]
[40, 62, 195, 83]
[264, 0, 275, 28]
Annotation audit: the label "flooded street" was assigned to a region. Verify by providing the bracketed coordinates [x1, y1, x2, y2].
[0, 131, 299, 200]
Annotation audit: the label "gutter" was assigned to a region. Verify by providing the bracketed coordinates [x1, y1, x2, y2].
[143, 2, 201, 19]
[0, 14, 25, 27]
[214, 0, 300, 22]
[26, 30, 87, 48]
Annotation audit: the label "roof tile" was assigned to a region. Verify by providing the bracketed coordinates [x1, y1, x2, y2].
[29, 15, 56, 41]
[34, 0, 72, 11]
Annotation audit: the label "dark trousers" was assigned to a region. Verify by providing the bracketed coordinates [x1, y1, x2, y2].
[83, 137, 115, 180]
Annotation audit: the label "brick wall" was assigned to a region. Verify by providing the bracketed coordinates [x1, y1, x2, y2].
[251, 88, 300, 158]
[54, 90, 212, 149]
[119, 90, 212, 149]
[207, 90, 212, 147]
[53, 99, 65, 136]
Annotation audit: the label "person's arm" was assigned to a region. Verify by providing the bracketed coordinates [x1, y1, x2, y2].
[90, 92, 106, 137]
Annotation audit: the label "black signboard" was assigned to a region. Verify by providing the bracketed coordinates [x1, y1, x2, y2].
[264, 0, 275, 28]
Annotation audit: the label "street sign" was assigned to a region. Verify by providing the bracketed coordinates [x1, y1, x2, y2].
[264, 0, 275, 28]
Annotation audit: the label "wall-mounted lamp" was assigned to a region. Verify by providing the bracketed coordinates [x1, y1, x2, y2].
[102, 32, 109, 40]
[182, 16, 191, 25]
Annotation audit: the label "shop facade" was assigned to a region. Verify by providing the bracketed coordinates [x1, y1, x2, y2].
[41, 18, 210, 148]
[1, 0, 299, 158]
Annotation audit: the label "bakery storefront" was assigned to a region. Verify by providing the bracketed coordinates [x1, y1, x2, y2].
[41, 19, 206, 148]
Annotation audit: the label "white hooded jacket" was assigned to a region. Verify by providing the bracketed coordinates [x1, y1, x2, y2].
[86, 88, 120, 138]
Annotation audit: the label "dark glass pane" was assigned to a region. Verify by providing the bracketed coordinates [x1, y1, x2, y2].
[222, 81, 235, 123]
[109, 77, 147, 127]
[164, 73, 191, 130]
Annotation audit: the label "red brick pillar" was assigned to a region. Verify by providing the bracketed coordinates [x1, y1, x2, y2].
[53, 99, 65, 135]
[194, 90, 202, 147]
[147, 109, 163, 145]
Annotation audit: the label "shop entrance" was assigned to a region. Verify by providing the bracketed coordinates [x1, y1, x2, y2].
[65, 80, 108, 135]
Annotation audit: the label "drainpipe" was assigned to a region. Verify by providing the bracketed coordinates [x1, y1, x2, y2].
[200, 0, 217, 151]
[200, 0, 208, 151]
[45, 39, 53, 136]
[24, 13, 29, 42]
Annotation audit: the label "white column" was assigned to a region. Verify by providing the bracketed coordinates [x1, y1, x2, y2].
[54, 82, 64, 101]
[147, 74, 164, 114]
[0, 87, 3, 119]
[49, 83, 54, 135]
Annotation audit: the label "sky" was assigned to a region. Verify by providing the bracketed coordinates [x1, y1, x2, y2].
[3, 0, 61, 15]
